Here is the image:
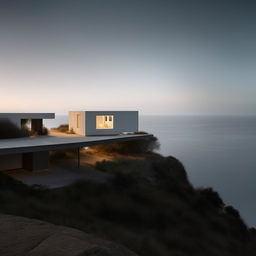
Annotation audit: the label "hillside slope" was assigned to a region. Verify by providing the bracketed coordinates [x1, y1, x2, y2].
[0, 152, 255, 255]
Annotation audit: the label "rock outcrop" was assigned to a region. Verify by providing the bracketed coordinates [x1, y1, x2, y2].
[0, 214, 137, 256]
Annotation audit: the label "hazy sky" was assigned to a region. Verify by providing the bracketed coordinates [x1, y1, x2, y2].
[0, 0, 255, 115]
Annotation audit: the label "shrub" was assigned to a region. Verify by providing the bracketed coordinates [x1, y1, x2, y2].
[49, 148, 77, 161]
[153, 156, 189, 185]
[199, 188, 224, 210]
[225, 206, 241, 218]
[54, 124, 69, 133]
[52, 124, 75, 134]
[91, 135, 160, 154]
[41, 127, 49, 135]
[0, 119, 29, 139]
[111, 172, 136, 189]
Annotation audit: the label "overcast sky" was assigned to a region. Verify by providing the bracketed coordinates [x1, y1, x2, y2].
[0, 0, 255, 115]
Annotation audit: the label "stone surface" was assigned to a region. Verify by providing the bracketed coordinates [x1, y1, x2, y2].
[0, 214, 137, 256]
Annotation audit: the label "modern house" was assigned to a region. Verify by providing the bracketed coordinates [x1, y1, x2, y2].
[69, 111, 139, 136]
[0, 113, 55, 171]
[0, 111, 150, 172]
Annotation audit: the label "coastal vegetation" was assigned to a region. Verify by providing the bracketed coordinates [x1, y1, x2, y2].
[0, 138, 255, 255]
[52, 124, 69, 133]
[91, 134, 160, 154]
[52, 124, 74, 134]
[0, 119, 48, 138]
[0, 119, 29, 139]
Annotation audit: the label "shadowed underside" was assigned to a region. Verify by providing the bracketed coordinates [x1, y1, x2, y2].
[0, 134, 153, 155]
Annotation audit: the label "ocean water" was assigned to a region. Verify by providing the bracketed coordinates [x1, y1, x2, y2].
[45, 115, 256, 227]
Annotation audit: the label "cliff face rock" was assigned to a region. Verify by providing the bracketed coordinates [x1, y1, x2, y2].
[0, 214, 137, 256]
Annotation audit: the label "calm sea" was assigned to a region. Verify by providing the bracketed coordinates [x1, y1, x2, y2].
[45, 115, 256, 227]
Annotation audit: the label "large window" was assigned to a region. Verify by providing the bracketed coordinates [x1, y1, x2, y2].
[96, 115, 114, 129]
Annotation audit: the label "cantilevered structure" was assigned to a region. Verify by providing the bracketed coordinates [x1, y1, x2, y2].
[0, 111, 151, 172]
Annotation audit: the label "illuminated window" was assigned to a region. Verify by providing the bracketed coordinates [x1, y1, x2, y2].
[96, 115, 114, 129]
[77, 114, 80, 128]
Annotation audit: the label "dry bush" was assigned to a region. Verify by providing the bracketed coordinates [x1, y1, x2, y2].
[0, 119, 29, 139]
[52, 124, 68, 132]
[92, 135, 160, 155]
[52, 124, 75, 134]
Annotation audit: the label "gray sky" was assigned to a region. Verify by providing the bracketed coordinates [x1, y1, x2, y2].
[0, 0, 255, 115]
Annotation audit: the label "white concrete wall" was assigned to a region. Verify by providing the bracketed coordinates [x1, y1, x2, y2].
[69, 111, 138, 136]
[68, 111, 86, 136]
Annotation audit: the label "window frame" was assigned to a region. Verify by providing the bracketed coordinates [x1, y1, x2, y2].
[96, 115, 114, 129]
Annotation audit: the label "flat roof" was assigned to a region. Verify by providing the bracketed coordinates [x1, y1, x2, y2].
[0, 134, 153, 155]
[69, 111, 138, 113]
[0, 113, 55, 119]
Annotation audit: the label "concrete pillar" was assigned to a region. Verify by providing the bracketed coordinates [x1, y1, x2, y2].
[31, 119, 43, 135]
[77, 147, 80, 168]
[22, 151, 49, 171]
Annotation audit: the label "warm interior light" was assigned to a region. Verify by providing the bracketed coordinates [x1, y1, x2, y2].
[96, 115, 114, 129]
[76, 114, 81, 128]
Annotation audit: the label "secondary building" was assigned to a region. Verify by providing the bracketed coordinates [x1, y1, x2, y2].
[69, 111, 139, 136]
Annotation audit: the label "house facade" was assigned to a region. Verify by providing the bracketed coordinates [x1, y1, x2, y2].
[69, 111, 139, 136]
[0, 113, 55, 135]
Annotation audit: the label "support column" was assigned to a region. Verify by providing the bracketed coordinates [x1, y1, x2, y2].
[31, 119, 43, 135]
[77, 148, 80, 168]
[22, 151, 49, 171]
